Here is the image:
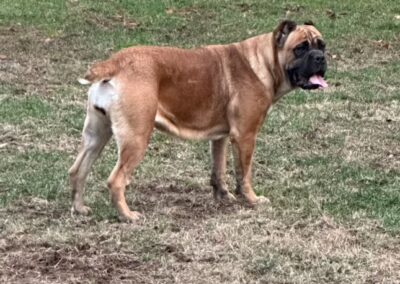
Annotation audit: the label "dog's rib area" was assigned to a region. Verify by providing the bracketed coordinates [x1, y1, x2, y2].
[154, 112, 229, 140]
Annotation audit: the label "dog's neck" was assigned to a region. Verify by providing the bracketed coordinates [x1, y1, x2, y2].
[235, 33, 294, 102]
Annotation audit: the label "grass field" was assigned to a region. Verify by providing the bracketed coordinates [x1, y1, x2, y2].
[1, 0, 399, 283]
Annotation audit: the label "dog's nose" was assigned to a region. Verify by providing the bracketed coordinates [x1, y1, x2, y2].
[314, 54, 325, 64]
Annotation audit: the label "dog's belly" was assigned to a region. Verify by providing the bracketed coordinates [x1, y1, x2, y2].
[154, 112, 229, 140]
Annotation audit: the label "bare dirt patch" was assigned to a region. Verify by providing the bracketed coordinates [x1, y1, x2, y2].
[133, 184, 241, 227]
[1, 238, 158, 284]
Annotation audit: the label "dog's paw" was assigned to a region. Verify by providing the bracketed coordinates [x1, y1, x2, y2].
[214, 190, 237, 204]
[244, 195, 270, 207]
[118, 210, 143, 223]
[71, 205, 92, 216]
[220, 192, 237, 203]
[254, 195, 270, 205]
[224, 192, 237, 202]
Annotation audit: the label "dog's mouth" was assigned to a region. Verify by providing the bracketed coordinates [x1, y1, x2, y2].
[307, 74, 328, 89]
[289, 69, 328, 90]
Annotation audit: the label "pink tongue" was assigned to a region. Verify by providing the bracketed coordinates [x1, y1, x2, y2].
[309, 75, 328, 89]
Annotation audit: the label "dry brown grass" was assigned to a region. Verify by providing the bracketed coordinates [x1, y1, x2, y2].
[1, 192, 399, 283]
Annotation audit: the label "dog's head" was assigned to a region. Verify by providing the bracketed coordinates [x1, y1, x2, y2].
[274, 20, 328, 90]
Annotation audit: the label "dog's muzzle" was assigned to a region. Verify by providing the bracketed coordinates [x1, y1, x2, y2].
[287, 49, 328, 90]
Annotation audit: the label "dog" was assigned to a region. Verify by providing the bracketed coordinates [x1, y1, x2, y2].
[69, 20, 328, 222]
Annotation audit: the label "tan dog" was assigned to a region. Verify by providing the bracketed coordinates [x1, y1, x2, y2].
[69, 20, 328, 221]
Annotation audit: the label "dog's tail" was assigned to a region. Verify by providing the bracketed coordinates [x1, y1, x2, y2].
[78, 59, 119, 85]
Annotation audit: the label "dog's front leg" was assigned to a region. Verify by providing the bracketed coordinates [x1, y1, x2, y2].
[210, 138, 236, 202]
[231, 133, 269, 206]
[228, 90, 272, 206]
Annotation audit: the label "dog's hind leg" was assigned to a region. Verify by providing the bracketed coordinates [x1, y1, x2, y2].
[107, 133, 152, 222]
[106, 85, 157, 222]
[68, 106, 112, 215]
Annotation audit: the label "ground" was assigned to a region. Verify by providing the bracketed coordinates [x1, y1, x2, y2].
[0, 0, 399, 283]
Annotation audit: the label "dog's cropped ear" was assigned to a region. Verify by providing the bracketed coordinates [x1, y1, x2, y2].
[274, 20, 297, 48]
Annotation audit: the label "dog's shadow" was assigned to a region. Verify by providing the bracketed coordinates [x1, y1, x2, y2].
[131, 183, 242, 226]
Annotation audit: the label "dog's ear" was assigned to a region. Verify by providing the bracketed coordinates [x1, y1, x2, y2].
[274, 20, 297, 48]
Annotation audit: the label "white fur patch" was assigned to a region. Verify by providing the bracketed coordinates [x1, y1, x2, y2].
[78, 78, 91, 85]
[88, 80, 118, 112]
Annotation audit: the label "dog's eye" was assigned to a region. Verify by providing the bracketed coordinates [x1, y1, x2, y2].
[294, 41, 309, 57]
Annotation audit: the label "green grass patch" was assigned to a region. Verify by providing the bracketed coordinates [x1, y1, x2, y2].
[0, 96, 53, 124]
[0, 150, 69, 205]
[325, 164, 400, 230]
